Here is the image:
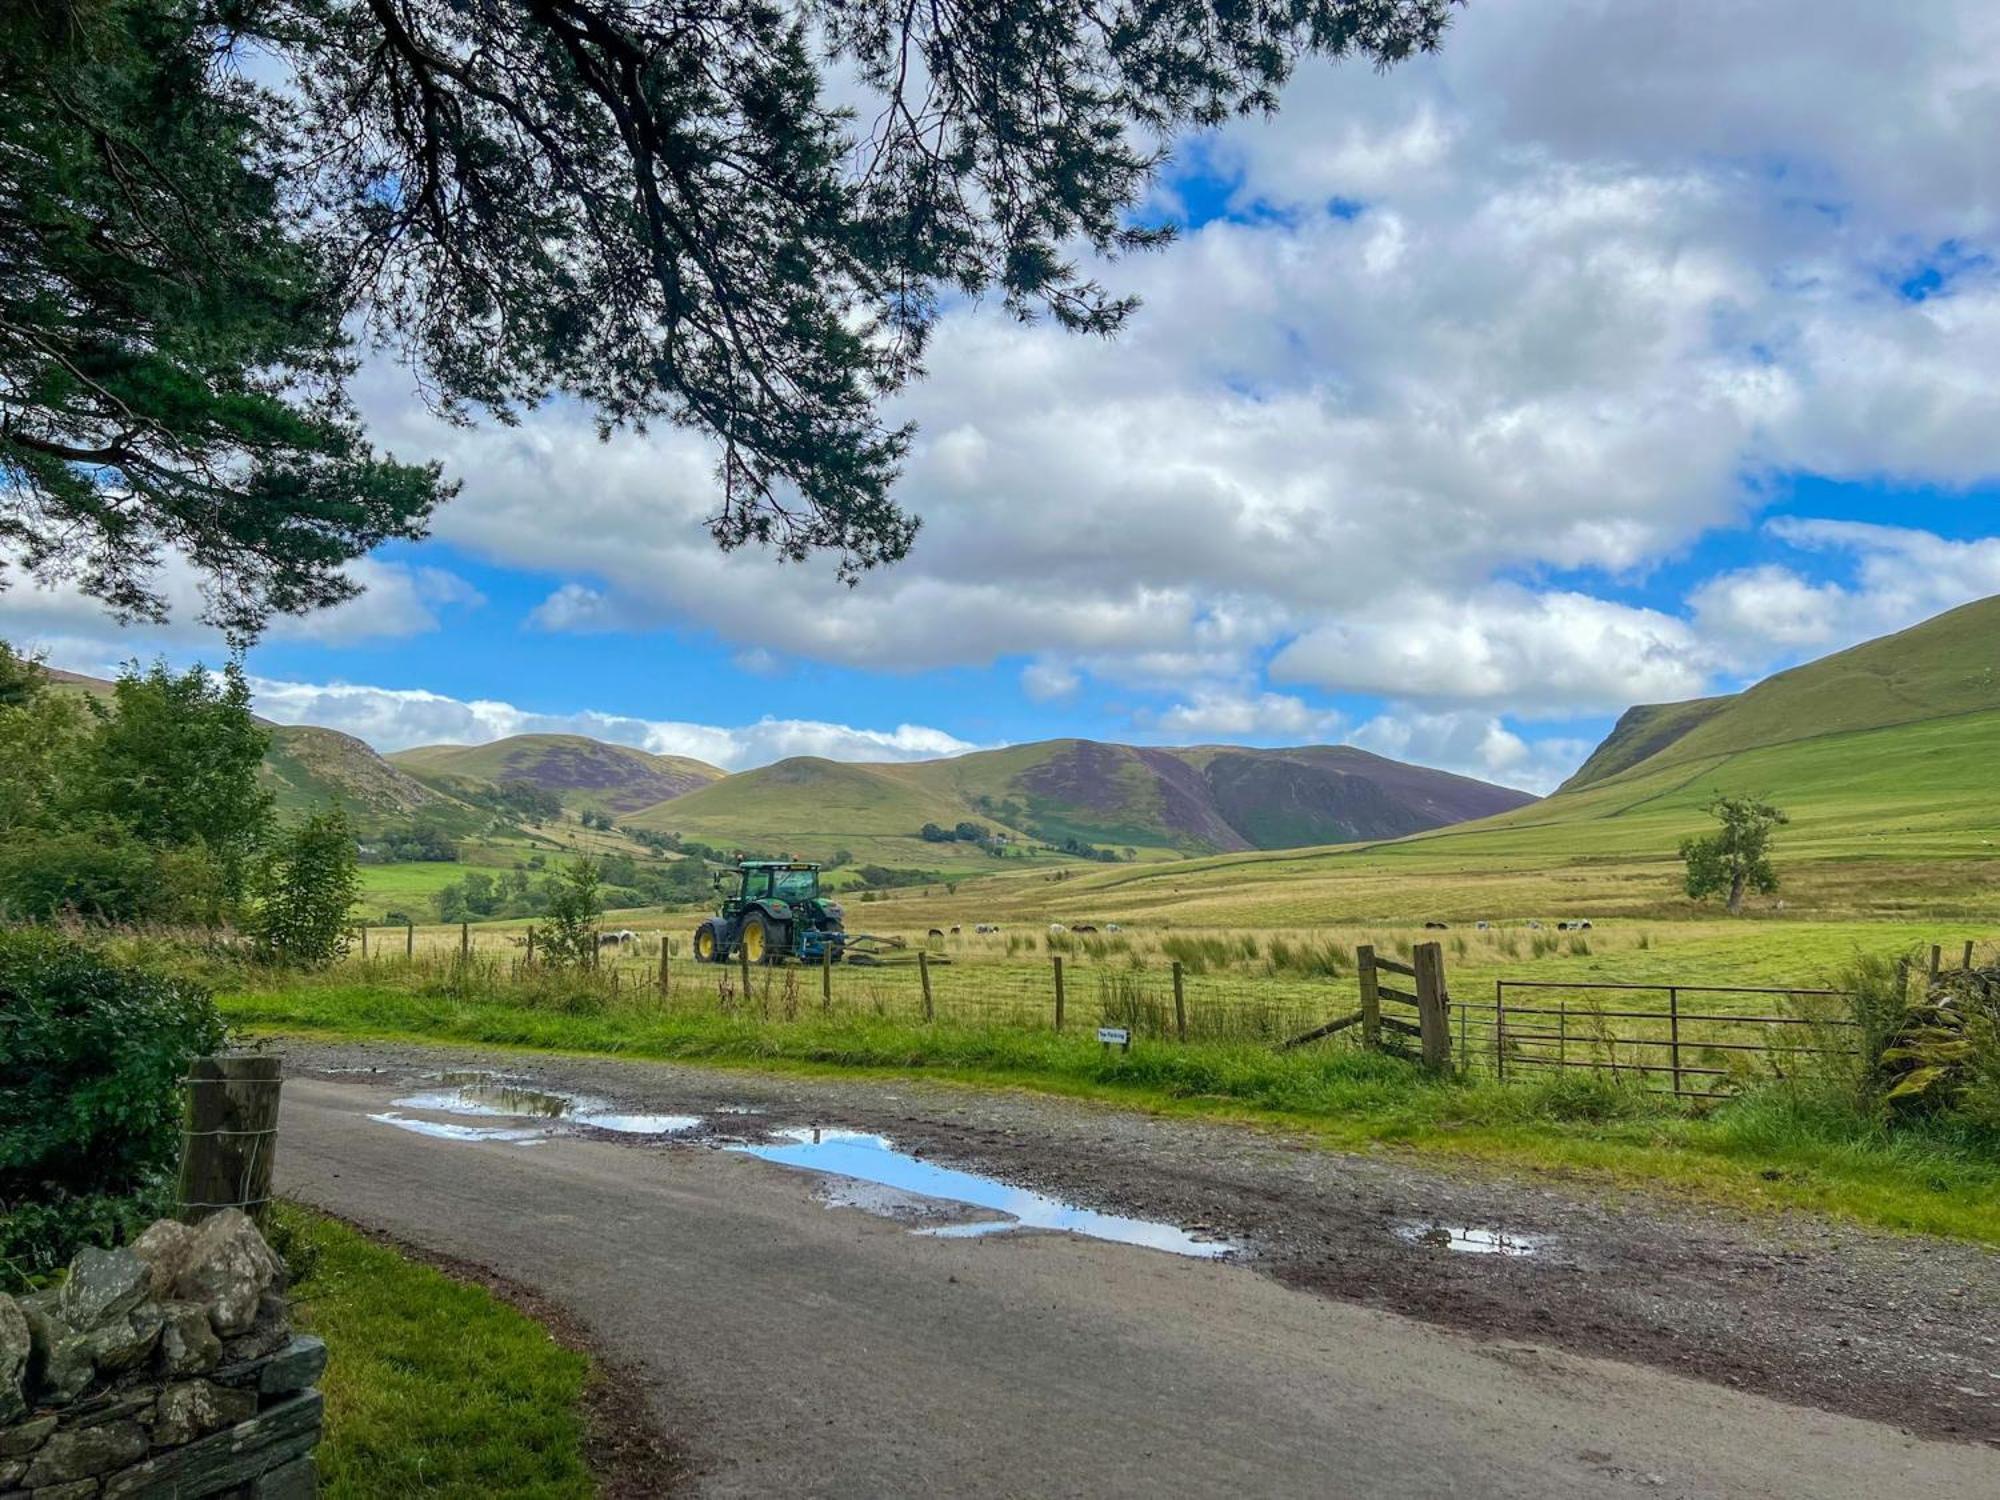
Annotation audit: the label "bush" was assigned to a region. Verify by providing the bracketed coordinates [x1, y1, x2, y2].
[254, 808, 361, 969]
[0, 931, 227, 1287]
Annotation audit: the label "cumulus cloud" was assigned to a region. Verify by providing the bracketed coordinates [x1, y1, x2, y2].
[244, 677, 978, 771]
[1271, 588, 1716, 714]
[1691, 519, 2000, 665]
[1146, 689, 1343, 740]
[1349, 709, 1593, 795]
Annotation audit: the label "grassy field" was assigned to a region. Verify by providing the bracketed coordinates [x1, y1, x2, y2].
[272, 1206, 595, 1498]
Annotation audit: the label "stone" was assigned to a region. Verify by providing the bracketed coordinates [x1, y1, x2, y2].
[103, 1391, 320, 1499]
[219, 1295, 290, 1365]
[0, 1455, 20, 1487]
[128, 1222, 196, 1302]
[57, 1251, 148, 1334]
[79, 1305, 161, 1377]
[0, 1415, 56, 1458]
[255, 1338, 326, 1398]
[170, 1213, 280, 1337]
[21, 1419, 145, 1486]
[249, 1453, 316, 1499]
[154, 1304, 219, 1378]
[31, 1481, 100, 1500]
[151, 1382, 256, 1448]
[0, 1297, 27, 1423]
[36, 1332, 95, 1407]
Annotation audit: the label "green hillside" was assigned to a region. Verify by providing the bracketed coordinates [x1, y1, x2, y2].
[390, 734, 723, 813]
[261, 725, 481, 831]
[1017, 597, 2000, 925]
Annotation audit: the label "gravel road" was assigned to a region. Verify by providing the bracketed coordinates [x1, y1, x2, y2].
[274, 1038, 1999, 1496]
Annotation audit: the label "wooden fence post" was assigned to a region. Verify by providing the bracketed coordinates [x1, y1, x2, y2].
[659, 933, 670, 996]
[359, 925, 368, 961]
[406, 921, 414, 958]
[918, 950, 934, 1023]
[1412, 941, 1450, 1070]
[1668, 985, 1682, 1096]
[178, 1055, 283, 1225]
[1494, 978, 1507, 1081]
[739, 944, 752, 1006]
[1356, 945, 1381, 1048]
[1052, 955, 1065, 1031]
[1929, 944, 1942, 983]
[1172, 961, 1187, 1042]
[460, 921, 470, 960]
[822, 943, 833, 1012]
[1964, 939, 1976, 971]
[525, 927, 536, 965]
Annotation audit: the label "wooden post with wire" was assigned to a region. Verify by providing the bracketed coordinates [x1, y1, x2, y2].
[919, 950, 934, 1022]
[1929, 944, 1942, 983]
[822, 943, 834, 1012]
[405, 921, 414, 958]
[1412, 941, 1450, 1070]
[359, 925, 368, 961]
[460, 922, 470, 960]
[1356, 944, 1381, 1048]
[177, 1055, 282, 1227]
[1964, 939, 1977, 971]
[659, 933, 671, 996]
[526, 927, 536, 965]
[1052, 955, 1065, 1031]
[1172, 960, 1187, 1042]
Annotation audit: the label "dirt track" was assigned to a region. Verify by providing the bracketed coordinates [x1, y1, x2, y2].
[274, 1039, 1999, 1496]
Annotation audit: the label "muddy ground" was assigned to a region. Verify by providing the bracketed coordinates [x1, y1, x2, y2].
[280, 1038, 2000, 1445]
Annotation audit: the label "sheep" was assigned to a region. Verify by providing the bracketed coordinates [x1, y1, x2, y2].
[1048, 923, 1068, 935]
[974, 923, 1000, 935]
[1423, 921, 1449, 930]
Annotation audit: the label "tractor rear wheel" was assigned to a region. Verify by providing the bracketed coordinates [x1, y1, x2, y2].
[693, 921, 725, 964]
[740, 913, 781, 965]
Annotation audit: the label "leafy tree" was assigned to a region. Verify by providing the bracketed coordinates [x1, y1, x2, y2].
[3, 0, 1453, 631]
[1680, 795, 1787, 915]
[533, 856, 604, 968]
[74, 659, 273, 920]
[253, 808, 361, 968]
[918, 822, 951, 843]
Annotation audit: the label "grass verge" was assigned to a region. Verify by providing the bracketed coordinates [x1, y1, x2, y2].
[270, 1205, 597, 1499]
[231, 984, 2000, 1244]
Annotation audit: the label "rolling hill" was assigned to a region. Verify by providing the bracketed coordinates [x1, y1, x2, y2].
[390, 734, 724, 814]
[1003, 596, 2000, 925]
[624, 738, 1536, 863]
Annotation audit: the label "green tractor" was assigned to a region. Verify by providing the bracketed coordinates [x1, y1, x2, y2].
[692, 861, 850, 966]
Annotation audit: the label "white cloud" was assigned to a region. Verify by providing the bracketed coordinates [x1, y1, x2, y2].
[1272, 588, 1716, 714]
[243, 677, 979, 771]
[1350, 709, 1592, 795]
[1020, 660, 1081, 701]
[1691, 519, 2000, 666]
[1147, 690, 1342, 740]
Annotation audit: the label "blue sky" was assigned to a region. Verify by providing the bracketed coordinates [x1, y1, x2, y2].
[10, 1, 2000, 790]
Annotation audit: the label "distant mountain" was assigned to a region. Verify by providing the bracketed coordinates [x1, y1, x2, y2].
[626, 737, 1535, 859]
[389, 734, 724, 814]
[1559, 594, 2000, 794]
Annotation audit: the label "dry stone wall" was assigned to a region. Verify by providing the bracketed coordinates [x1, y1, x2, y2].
[0, 1212, 323, 1498]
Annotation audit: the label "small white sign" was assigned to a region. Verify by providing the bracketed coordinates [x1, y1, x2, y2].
[1096, 1027, 1131, 1047]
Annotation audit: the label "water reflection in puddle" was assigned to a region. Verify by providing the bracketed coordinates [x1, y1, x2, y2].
[375, 1073, 703, 1141]
[1396, 1224, 1542, 1256]
[733, 1128, 1233, 1259]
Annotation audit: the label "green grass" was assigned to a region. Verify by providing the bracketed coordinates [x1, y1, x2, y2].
[272, 1206, 595, 1499]
[226, 982, 2000, 1244]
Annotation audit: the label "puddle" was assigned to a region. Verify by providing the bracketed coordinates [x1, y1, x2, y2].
[1396, 1223, 1542, 1257]
[733, 1128, 1233, 1259]
[368, 1113, 552, 1144]
[374, 1073, 704, 1142]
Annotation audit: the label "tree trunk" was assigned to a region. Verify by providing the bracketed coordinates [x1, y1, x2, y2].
[1726, 869, 1747, 915]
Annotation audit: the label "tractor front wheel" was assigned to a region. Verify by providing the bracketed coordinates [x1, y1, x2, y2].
[693, 921, 726, 964]
[740, 913, 783, 965]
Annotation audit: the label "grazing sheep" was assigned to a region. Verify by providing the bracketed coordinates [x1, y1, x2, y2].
[927, 928, 945, 942]
[1527, 921, 1543, 931]
[1104, 923, 1122, 933]
[975, 923, 1000, 934]
[950, 926, 961, 936]
[1474, 921, 1490, 931]
[1423, 921, 1449, 930]
[1048, 923, 1068, 935]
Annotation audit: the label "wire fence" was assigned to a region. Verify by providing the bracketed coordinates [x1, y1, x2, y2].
[1456, 981, 1860, 1099]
